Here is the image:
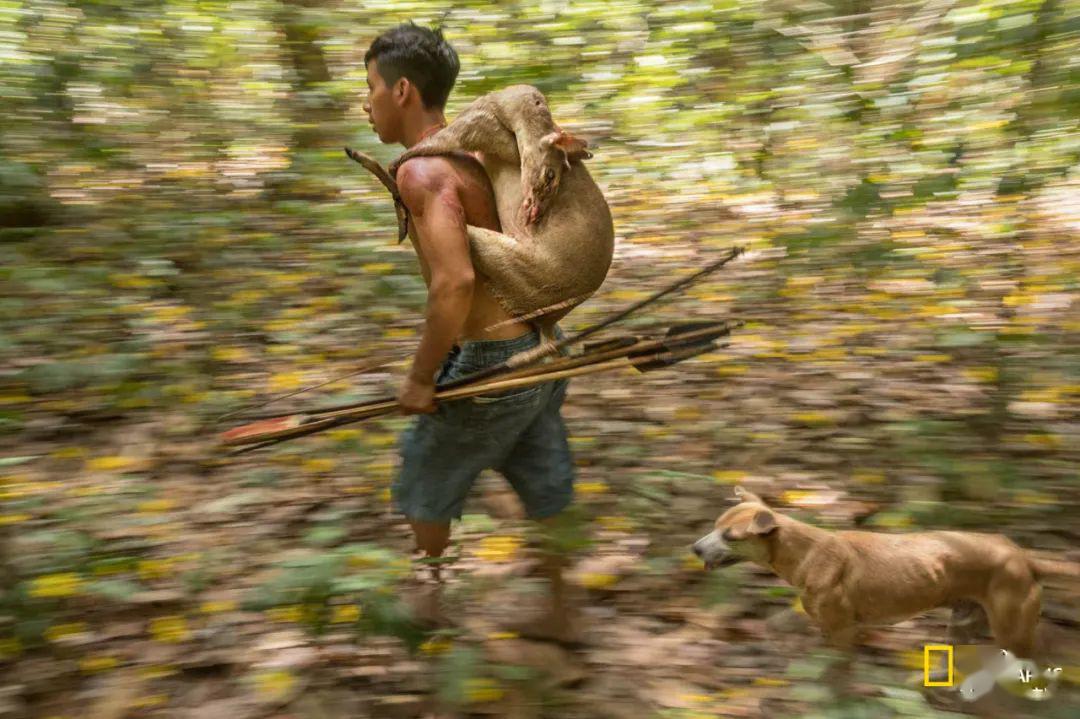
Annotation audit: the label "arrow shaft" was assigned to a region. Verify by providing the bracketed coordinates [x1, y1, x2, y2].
[224, 339, 720, 453]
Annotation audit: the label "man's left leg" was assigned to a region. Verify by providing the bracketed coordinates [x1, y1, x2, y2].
[532, 513, 583, 643]
[498, 378, 582, 644]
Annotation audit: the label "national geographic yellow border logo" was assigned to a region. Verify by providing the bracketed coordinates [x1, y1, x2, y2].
[924, 644, 954, 687]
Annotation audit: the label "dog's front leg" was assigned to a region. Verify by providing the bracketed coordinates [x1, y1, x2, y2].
[815, 599, 863, 698]
[821, 628, 865, 699]
[948, 599, 990, 644]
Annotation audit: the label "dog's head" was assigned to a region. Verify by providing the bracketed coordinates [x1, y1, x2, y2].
[692, 486, 779, 570]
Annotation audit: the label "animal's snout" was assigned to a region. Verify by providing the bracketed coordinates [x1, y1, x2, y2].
[693, 530, 737, 570]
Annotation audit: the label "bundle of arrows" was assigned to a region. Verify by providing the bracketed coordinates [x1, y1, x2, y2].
[219, 319, 740, 454]
[218, 245, 746, 455]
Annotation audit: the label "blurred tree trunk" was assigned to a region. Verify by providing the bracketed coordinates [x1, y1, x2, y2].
[998, 0, 1065, 195]
[268, 0, 349, 201]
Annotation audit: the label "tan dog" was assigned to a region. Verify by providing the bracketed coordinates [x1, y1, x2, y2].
[693, 487, 1078, 658]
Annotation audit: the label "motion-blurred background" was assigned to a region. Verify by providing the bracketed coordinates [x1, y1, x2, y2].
[1, 1, 1077, 717]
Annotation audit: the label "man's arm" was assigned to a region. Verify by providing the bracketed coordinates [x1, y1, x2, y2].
[395, 158, 475, 414]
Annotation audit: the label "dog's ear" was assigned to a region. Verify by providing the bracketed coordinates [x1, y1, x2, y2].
[733, 486, 766, 505]
[748, 509, 778, 536]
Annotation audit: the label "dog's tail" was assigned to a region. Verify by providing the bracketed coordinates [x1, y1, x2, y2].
[1027, 555, 1080, 582]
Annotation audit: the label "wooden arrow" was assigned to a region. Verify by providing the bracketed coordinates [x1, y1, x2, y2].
[221, 328, 730, 454]
[234, 320, 738, 423]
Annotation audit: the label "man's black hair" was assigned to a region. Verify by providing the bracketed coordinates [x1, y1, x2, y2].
[364, 23, 460, 109]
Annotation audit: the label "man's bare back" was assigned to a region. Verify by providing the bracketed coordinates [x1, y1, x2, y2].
[403, 152, 531, 342]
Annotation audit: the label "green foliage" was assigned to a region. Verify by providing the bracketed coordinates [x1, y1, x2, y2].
[243, 543, 412, 639]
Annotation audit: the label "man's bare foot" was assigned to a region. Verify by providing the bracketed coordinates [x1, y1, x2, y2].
[506, 599, 587, 648]
[406, 581, 454, 629]
[406, 551, 459, 629]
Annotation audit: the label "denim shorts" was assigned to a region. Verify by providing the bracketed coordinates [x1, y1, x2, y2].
[393, 326, 575, 522]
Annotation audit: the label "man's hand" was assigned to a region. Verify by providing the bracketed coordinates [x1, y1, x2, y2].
[398, 373, 437, 415]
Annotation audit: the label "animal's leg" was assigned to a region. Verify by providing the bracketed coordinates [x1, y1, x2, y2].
[389, 100, 518, 177]
[985, 588, 1041, 660]
[949, 599, 991, 644]
[537, 322, 559, 352]
[490, 87, 589, 163]
[465, 225, 553, 316]
[821, 627, 859, 697]
[984, 559, 1041, 658]
[814, 597, 865, 697]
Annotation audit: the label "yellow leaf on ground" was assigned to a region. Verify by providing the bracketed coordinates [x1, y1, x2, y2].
[30, 573, 82, 598]
[253, 670, 295, 701]
[137, 559, 174, 581]
[464, 678, 504, 704]
[149, 616, 191, 643]
[578, 573, 618, 589]
[0, 514, 31, 525]
[137, 499, 175, 513]
[330, 604, 362, 624]
[328, 429, 363, 441]
[268, 372, 304, 391]
[754, 677, 790, 687]
[852, 471, 885, 485]
[80, 654, 119, 673]
[0, 637, 22, 659]
[302, 458, 336, 473]
[85, 456, 139, 472]
[44, 622, 88, 642]
[267, 605, 304, 623]
[137, 665, 177, 680]
[597, 515, 633, 531]
[962, 367, 998, 383]
[475, 535, 522, 563]
[51, 446, 88, 459]
[420, 637, 453, 655]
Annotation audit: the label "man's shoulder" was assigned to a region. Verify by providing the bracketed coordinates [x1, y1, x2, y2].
[396, 155, 458, 212]
[396, 155, 455, 191]
[397, 153, 486, 210]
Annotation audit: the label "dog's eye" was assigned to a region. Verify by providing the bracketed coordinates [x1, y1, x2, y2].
[545, 168, 555, 181]
[721, 528, 736, 541]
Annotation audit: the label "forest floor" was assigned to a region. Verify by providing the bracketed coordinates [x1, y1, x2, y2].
[3, 176, 1079, 718]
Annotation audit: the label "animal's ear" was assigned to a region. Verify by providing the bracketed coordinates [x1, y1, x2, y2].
[733, 486, 766, 505]
[748, 509, 778, 536]
[539, 131, 560, 151]
[554, 131, 590, 157]
[541, 130, 591, 161]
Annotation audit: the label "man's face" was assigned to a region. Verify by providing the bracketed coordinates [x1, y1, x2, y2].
[364, 59, 403, 144]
